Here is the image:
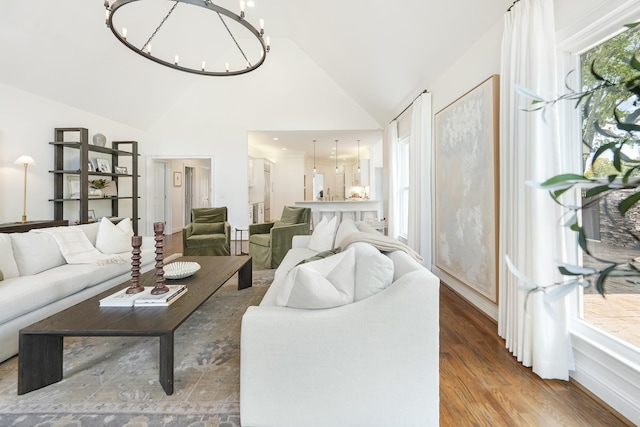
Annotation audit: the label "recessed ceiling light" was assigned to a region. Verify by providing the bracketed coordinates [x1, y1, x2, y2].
[247, 0, 255, 6]
[282, 147, 287, 150]
[272, 137, 279, 141]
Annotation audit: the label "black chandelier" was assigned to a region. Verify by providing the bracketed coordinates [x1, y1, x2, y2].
[104, 0, 270, 76]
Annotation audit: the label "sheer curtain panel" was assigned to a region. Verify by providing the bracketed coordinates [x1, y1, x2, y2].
[385, 122, 400, 239]
[408, 93, 433, 265]
[498, 0, 575, 380]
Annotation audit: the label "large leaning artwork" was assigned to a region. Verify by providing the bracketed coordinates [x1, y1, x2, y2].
[434, 75, 499, 303]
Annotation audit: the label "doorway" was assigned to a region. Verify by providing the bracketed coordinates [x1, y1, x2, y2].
[152, 161, 169, 233]
[184, 166, 195, 226]
[146, 156, 214, 237]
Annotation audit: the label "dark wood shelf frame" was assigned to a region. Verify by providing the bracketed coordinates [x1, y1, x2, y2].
[51, 128, 140, 234]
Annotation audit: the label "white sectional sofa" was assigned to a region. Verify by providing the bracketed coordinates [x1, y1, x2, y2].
[240, 219, 440, 427]
[0, 219, 156, 363]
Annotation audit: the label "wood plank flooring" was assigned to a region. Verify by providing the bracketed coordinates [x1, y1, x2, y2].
[163, 232, 629, 426]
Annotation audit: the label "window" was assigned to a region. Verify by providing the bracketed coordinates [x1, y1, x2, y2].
[577, 25, 640, 349]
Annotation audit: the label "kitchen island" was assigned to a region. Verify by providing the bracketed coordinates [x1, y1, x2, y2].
[295, 199, 381, 226]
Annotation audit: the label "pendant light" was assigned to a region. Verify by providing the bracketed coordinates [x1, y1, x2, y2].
[313, 139, 317, 173]
[335, 140, 339, 173]
[357, 139, 361, 172]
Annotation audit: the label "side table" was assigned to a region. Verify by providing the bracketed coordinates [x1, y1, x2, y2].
[235, 226, 249, 255]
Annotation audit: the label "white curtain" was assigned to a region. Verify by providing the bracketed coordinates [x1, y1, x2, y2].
[385, 121, 400, 239]
[498, 0, 575, 380]
[408, 93, 433, 265]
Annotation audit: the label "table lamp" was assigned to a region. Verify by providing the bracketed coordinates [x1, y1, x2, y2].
[14, 155, 36, 223]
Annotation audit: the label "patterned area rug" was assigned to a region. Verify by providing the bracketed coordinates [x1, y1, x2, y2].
[0, 267, 274, 427]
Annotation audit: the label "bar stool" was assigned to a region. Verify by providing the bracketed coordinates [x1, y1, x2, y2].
[319, 210, 337, 222]
[339, 210, 359, 223]
[360, 210, 378, 222]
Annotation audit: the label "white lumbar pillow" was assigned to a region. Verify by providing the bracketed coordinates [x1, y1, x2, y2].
[308, 215, 337, 252]
[95, 217, 134, 254]
[276, 247, 356, 309]
[354, 251, 394, 301]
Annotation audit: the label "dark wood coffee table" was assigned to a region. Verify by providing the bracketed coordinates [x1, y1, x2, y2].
[18, 255, 252, 396]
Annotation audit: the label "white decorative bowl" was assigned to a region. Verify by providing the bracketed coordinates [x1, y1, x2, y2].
[164, 261, 201, 279]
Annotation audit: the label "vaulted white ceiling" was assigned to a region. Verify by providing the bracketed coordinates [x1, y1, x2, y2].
[0, 0, 511, 135]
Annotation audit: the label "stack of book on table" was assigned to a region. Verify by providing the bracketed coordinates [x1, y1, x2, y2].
[100, 285, 187, 307]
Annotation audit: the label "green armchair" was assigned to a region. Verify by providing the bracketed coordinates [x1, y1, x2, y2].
[249, 206, 312, 268]
[182, 207, 231, 256]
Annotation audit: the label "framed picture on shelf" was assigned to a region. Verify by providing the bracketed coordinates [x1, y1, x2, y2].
[67, 176, 80, 199]
[96, 158, 112, 173]
[114, 166, 127, 174]
[88, 210, 96, 222]
[173, 171, 182, 187]
[88, 162, 94, 172]
[102, 180, 118, 197]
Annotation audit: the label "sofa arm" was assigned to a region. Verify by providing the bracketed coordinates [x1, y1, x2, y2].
[240, 270, 440, 427]
[270, 223, 310, 267]
[182, 223, 194, 247]
[249, 222, 274, 236]
[224, 222, 231, 247]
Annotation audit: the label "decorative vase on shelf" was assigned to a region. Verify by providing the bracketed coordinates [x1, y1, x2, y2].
[92, 133, 107, 147]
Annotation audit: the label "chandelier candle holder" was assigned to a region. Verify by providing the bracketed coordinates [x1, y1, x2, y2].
[152, 222, 170, 295]
[127, 235, 145, 294]
[104, 0, 270, 76]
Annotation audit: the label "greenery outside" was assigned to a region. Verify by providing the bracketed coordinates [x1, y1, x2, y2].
[521, 23, 640, 298]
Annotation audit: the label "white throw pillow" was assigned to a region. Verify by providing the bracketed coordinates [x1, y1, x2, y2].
[308, 216, 337, 252]
[286, 247, 356, 309]
[95, 217, 134, 254]
[354, 251, 394, 301]
[334, 217, 360, 247]
[287, 250, 355, 309]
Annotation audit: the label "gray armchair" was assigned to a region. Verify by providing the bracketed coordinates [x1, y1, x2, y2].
[182, 207, 231, 256]
[249, 206, 311, 268]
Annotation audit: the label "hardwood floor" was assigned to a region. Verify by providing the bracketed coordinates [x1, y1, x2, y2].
[440, 284, 629, 426]
[163, 232, 629, 426]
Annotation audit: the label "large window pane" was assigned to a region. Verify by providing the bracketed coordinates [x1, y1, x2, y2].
[580, 27, 640, 349]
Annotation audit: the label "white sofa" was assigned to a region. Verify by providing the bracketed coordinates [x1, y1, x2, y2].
[240, 220, 440, 427]
[0, 220, 156, 363]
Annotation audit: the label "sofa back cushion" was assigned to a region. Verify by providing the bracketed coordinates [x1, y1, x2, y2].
[192, 223, 224, 235]
[0, 234, 20, 279]
[77, 222, 101, 246]
[387, 250, 424, 281]
[10, 232, 66, 276]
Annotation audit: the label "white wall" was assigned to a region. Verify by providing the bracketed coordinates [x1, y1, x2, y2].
[141, 39, 380, 230]
[425, 19, 504, 320]
[272, 154, 305, 219]
[0, 82, 145, 226]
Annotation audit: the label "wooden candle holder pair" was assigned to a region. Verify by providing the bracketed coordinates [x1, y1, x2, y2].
[126, 222, 169, 295]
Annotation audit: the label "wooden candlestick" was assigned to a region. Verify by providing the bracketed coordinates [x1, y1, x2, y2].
[126, 235, 145, 294]
[151, 221, 169, 295]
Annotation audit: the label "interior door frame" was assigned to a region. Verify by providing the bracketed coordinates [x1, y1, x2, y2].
[146, 155, 215, 237]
